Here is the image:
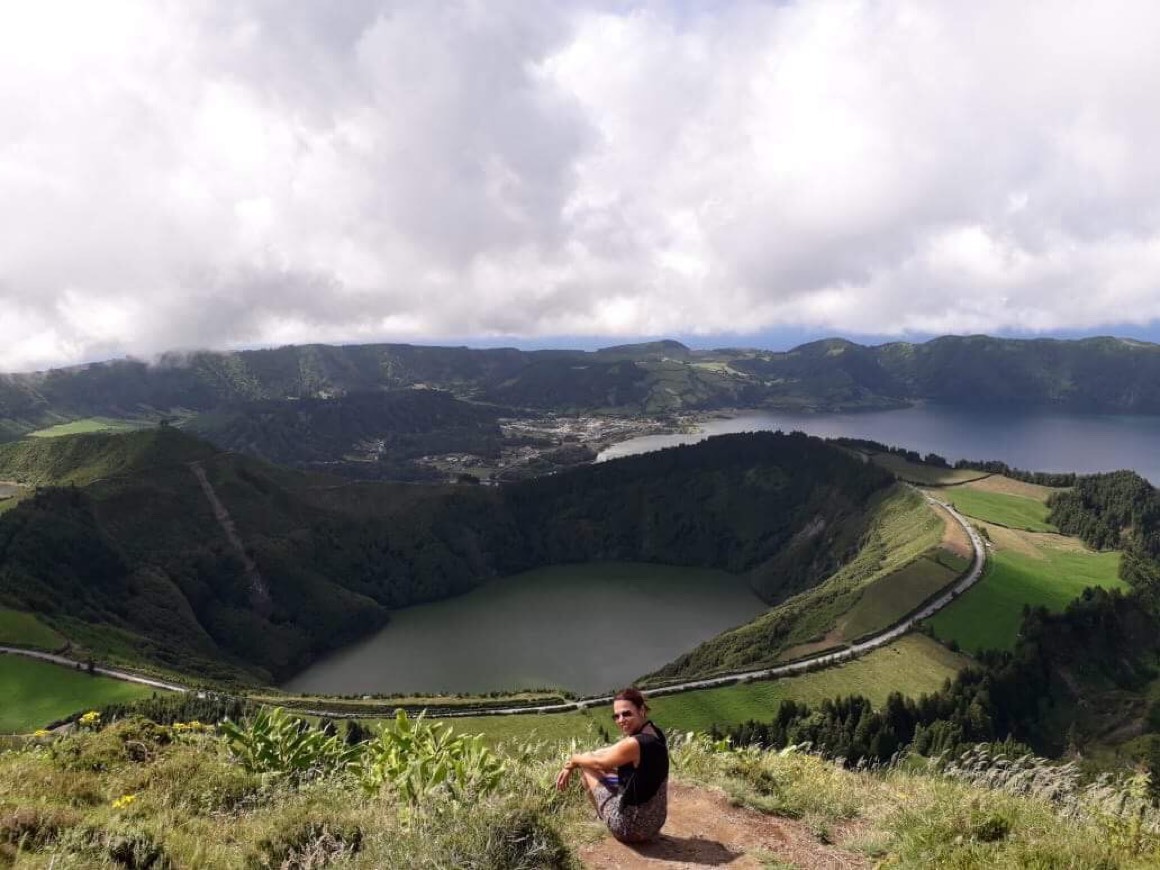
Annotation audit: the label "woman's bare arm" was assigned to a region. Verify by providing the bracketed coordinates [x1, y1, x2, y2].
[555, 736, 641, 790]
[567, 736, 641, 773]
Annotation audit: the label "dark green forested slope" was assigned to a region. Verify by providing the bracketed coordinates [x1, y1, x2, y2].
[186, 389, 505, 471]
[0, 428, 890, 685]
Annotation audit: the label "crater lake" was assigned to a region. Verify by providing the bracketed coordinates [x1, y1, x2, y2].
[282, 562, 767, 696]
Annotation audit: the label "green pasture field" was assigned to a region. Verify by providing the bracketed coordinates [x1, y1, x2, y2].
[437, 709, 597, 745]
[840, 552, 965, 640]
[26, 417, 147, 438]
[0, 655, 156, 733]
[869, 453, 989, 486]
[0, 608, 66, 649]
[927, 544, 1123, 653]
[647, 634, 971, 733]
[438, 635, 971, 742]
[939, 488, 1054, 531]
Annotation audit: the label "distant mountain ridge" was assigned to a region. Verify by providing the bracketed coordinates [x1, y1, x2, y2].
[4, 334, 1160, 441]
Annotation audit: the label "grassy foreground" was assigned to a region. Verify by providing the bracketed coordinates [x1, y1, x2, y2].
[0, 657, 155, 734]
[1, 715, 1157, 868]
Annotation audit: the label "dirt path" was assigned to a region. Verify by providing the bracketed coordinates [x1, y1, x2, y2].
[189, 460, 271, 612]
[579, 782, 870, 869]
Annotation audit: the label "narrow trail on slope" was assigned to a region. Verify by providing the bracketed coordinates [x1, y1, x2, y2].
[579, 782, 869, 869]
[189, 461, 272, 613]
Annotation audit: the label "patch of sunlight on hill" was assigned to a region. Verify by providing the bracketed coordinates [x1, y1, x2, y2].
[648, 635, 972, 733]
[939, 488, 1055, 532]
[27, 417, 147, 438]
[927, 526, 1123, 653]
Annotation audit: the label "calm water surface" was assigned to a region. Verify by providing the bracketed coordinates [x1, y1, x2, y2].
[600, 406, 1160, 483]
[291, 406, 1160, 695]
[284, 562, 765, 695]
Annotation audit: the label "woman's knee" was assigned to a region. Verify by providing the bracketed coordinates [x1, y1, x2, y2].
[579, 768, 602, 793]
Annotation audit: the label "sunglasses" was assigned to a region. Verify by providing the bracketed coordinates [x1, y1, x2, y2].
[612, 711, 636, 721]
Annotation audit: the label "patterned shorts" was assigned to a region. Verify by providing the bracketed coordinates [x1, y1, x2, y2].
[592, 778, 668, 843]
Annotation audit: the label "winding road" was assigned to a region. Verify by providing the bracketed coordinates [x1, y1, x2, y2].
[0, 645, 188, 693]
[2, 494, 985, 721]
[445, 494, 987, 715]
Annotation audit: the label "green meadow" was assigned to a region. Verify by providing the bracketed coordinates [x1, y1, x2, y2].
[0, 655, 156, 733]
[26, 417, 147, 438]
[440, 634, 971, 742]
[868, 453, 989, 486]
[840, 551, 967, 641]
[927, 542, 1123, 653]
[941, 488, 1054, 531]
[0, 608, 66, 649]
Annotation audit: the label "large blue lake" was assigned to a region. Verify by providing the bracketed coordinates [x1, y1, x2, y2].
[599, 406, 1160, 483]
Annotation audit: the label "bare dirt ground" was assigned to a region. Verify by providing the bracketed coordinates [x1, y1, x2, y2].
[986, 524, 1090, 559]
[579, 782, 870, 870]
[931, 503, 973, 559]
[778, 626, 847, 662]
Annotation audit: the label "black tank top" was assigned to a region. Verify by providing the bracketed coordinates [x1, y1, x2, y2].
[617, 721, 668, 806]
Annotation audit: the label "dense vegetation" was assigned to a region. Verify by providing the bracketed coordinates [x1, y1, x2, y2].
[714, 588, 1156, 767]
[187, 389, 505, 479]
[0, 428, 890, 684]
[719, 470, 1160, 784]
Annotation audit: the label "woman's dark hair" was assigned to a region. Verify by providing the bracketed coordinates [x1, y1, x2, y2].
[614, 687, 648, 711]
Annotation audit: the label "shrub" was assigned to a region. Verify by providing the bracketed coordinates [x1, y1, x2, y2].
[55, 825, 172, 869]
[256, 818, 363, 868]
[219, 707, 360, 781]
[50, 718, 171, 772]
[443, 806, 575, 870]
[358, 710, 506, 808]
[0, 806, 81, 849]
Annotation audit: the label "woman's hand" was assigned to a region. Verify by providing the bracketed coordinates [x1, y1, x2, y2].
[555, 762, 574, 791]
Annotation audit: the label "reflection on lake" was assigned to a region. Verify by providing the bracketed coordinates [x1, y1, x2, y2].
[283, 562, 765, 696]
[600, 406, 1160, 483]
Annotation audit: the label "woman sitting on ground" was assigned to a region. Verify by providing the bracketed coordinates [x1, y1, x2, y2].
[555, 687, 668, 843]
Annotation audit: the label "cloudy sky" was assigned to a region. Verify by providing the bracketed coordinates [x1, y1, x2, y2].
[3, 0, 1160, 371]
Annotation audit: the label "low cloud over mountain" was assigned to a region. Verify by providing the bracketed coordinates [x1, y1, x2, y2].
[4, 1, 1160, 370]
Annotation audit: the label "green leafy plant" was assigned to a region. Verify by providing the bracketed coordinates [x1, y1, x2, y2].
[358, 710, 506, 808]
[219, 707, 360, 780]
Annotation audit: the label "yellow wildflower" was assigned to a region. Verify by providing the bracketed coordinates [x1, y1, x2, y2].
[32, 729, 51, 738]
[112, 794, 137, 809]
[78, 711, 101, 727]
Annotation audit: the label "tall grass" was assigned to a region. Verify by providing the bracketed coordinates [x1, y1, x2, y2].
[3, 713, 1160, 867]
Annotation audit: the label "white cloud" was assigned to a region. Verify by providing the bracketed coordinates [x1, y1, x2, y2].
[2, 0, 1160, 370]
